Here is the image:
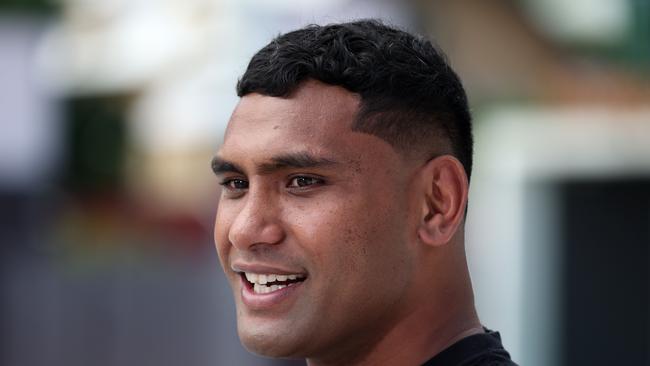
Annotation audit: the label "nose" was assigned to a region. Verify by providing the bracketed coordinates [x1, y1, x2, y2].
[227, 190, 286, 251]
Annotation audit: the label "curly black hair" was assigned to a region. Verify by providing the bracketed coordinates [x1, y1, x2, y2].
[237, 19, 473, 181]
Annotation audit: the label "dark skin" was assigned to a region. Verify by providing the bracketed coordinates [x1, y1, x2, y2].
[214, 80, 482, 365]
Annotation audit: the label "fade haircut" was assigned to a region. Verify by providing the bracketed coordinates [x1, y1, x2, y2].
[237, 19, 473, 181]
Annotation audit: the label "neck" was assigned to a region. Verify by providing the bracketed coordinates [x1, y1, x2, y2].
[307, 250, 482, 366]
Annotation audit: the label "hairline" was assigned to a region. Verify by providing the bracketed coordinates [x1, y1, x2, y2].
[238, 78, 453, 162]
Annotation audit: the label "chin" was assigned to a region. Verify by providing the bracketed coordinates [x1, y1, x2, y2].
[238, 323, 306, 358]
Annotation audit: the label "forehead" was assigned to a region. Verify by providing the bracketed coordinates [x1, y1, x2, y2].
[220, 81, 368, 160]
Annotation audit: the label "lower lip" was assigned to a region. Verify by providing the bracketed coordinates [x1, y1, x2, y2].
[240, 276, 305, 310]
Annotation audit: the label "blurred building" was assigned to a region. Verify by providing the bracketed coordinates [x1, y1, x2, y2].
[1, 0, 648, 365]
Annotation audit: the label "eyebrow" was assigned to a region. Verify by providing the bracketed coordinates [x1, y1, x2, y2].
[211, 152, 340, 176]
[211, 157, 244, 175]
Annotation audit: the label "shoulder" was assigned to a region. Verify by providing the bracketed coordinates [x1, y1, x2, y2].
[464, 351, 519, 366]
[422, 328, 518, 366]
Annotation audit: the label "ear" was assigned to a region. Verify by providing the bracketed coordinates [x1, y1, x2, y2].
[417, 155, 469, 247]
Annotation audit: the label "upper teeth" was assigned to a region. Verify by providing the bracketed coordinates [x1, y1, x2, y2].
[245, 272, 304, 285]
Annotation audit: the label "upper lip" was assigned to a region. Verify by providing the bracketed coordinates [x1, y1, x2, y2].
[231, 262, 307, 276]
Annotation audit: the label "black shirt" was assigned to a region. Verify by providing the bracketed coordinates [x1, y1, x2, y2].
[422, 329, 518, 366]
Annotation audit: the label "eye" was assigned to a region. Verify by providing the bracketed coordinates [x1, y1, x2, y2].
[287, 176, 323, 188]
[220, 178, 249, 190]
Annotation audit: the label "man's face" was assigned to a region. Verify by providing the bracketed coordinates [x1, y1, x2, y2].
[214, 81, 421, 359]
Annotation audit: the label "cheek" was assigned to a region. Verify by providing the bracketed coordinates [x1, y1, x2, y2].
[342, 191, 412, 279]
[285, 197, 356, 243]
[281, 197, 355, 270]
[214, 205, 234, 266]
[286, 189, 408, 269]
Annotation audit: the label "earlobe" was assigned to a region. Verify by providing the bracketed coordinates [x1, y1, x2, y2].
[416, 156, 468, 247]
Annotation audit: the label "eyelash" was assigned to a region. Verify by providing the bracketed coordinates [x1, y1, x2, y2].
[287, 176, 324, 188]
[218, 175, 324, 195]
[219, 178, 249, 190]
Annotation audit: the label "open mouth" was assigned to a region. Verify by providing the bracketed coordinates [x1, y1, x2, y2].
[241, 272, 306, 294]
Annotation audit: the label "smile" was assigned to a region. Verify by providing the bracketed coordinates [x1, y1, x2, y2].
[243, 272, 306, 294]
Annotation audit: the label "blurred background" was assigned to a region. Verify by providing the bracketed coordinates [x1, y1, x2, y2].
[1, 0, 648, 365]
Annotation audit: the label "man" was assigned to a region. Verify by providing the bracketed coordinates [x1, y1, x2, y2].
[212, 20, 517, 366]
